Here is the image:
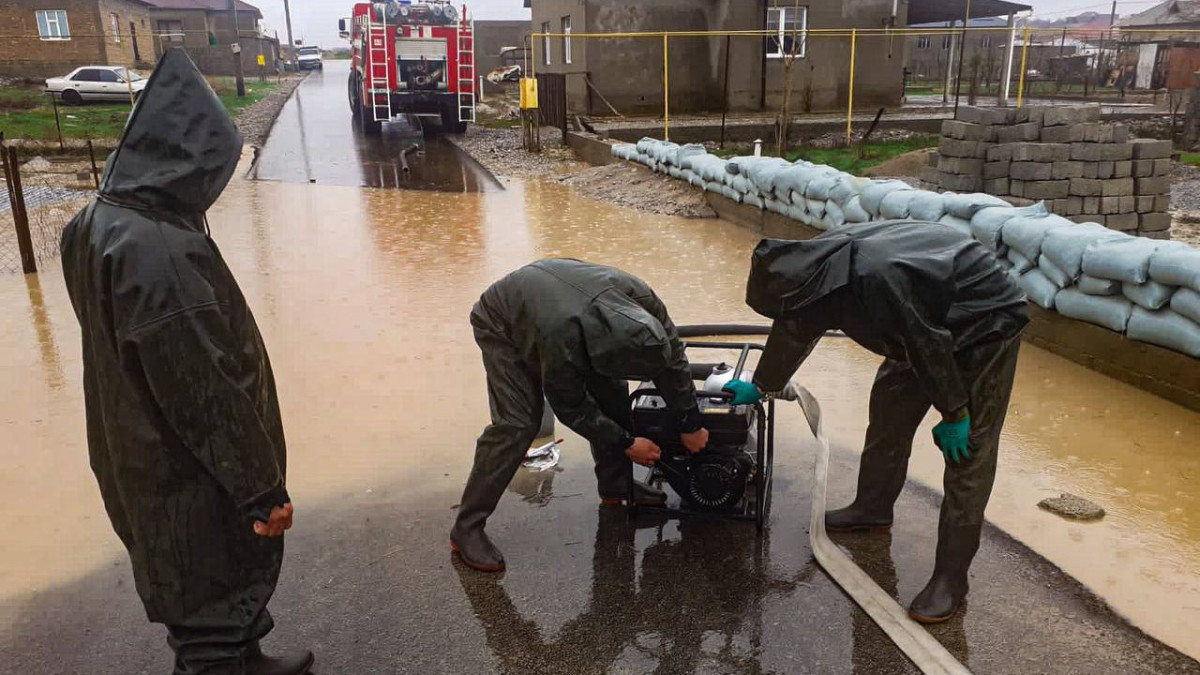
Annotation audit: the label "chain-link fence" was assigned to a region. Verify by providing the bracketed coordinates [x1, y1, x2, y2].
[1, 148, 94, 275]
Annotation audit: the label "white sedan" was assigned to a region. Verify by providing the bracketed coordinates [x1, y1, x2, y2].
[45, 66, 147, 105]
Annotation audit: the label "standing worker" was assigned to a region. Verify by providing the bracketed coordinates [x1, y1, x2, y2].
[723, 222, 1028, 623]
[453, 259, 710, 572]
[60, 50, 313, 675]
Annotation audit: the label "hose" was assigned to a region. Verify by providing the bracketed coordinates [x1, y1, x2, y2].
[790, 385, 972, 675]
[676, 324, 850, 340]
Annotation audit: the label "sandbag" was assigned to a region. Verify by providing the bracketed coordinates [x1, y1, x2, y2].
[1126, 307, 1200, 358]
[764, 198, 788, 216]
[1038, 254, 1072, 289]
[743, 157, 791, 193]
[879, 190, 918, 219]
[731, 175, 755, 195]
[705, 180, 724, 194]
[668, 167, 682, 180]
[1148, 246, 1200, 291]
[688, 173, 706, 189]
[1007, 249, 1035, 274]
[969, 205, 1027, 251]
[1122, 280, 1176, 310]
[1081, 237, 1165, 284]
[773, 165, 822, 199]
[824, 200, 846, 229]
[829, 176, 870, 206]
[943, 192, 1012, 220]
[675, 144, 707, 167]
[844, 196, 871, 223]
[908, 191, 947, 222]
[1003, 214, 1072, 261]
[1017, 268, 1060, 308]
[938, 214, 973, 238]
[807, 199, 827, 220]
[785, 203, 810, 224]
[860, 180, 911, 217]
[1077, 274, 1121, 296]
[721, 185, 743, 203]
[1171, 287, 1200, 324]
[806, 174, 841, 201]
[635, 137, 657, 154]
[1055, 288, 1133, 332]
[658, 142, 681, 166]
[1040, 223, 1124, 280]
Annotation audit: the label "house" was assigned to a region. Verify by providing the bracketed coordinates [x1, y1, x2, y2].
[0, 0, 157, 78]
[144, 0, 278, 77]
[528, 0, 1031, 117]
[907, 18, 1013, 86]
[1119, 0, 1200, 89]
[474, 20, 531, 79]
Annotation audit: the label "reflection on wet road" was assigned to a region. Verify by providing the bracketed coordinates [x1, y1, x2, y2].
[2, 167, 1199, 672]
[252, 61, 499, 192]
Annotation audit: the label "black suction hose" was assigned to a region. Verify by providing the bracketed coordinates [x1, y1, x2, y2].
[676, 324, 849, 340]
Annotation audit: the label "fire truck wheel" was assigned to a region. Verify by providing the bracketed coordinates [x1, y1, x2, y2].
[441, 109, 468, 134]
[348, 76, 361, 118]
[360, 114, 383, 135]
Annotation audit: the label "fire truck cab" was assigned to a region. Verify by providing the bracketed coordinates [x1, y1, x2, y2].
[341, 1, 475, 134]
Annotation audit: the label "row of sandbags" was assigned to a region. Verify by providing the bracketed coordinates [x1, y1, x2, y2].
[611, 138, 1200, 358]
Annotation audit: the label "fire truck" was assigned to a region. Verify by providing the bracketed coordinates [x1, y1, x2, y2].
[340, 1, 475, 134]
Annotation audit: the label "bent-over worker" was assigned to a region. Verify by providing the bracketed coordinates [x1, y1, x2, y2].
[724, 221, 1028, 623]
[453, 259, 709, 572]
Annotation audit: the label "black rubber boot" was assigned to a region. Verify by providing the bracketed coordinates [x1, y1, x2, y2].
[451, 472, 512, 573]
[593, 441, 666, 506]
[825, 503, 894, 533]
[908, 523, 982, 624]
[600, 479, 667, 507]
[244, 643, 314, 675]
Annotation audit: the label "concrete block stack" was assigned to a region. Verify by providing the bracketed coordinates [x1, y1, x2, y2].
[923, 105, 1173, 239]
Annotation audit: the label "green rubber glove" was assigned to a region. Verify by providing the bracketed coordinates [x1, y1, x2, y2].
[932, 416, 972, 464]
[722, 380, 763, 406]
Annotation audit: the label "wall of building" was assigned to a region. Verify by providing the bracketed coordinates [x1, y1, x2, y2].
[97, 0, 156, 68]
[0, 0, 108, 78]
[531, 0, 589, 112]
[474, 20, 529, 77]
[150, 8, 274, 76]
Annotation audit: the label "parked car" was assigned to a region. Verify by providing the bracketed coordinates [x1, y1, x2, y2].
[297, 46, 323, 71]
[45, 66, 147, 105]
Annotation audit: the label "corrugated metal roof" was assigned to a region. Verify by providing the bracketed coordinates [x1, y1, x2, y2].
[143, 0, 262, 18]
[908, 0, 1032, 25]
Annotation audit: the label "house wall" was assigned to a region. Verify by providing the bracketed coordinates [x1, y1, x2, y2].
[474, 20, 529, 77]
[0, 0, 113, 78]
[531, 0, 589, 112]
[97, 0, 156, 68]
[150, 7, 273, 76]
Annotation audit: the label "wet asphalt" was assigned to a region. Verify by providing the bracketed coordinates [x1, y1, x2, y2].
[3, 66, 1199, 675]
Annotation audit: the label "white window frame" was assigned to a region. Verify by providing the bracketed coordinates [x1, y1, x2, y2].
[766, 6, 807, 59]
[542, 21, 551, 66]
[562, 16, 572, 65]
[917, 35, 931, 50]
[36, 10, 71, 41]
[110, 12, 121, 42]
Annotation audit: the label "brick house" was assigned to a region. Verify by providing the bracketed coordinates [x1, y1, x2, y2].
[144, 0, 278, 77]
[0, 0, 157, 78]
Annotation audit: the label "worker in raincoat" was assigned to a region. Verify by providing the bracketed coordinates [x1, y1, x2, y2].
[60, 50, 313, 675]
[453, 259, 710, 572]
[724, 221, 1029, 623]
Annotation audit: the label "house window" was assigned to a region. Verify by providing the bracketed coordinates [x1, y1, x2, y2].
[36, 10, 70, 40]
[562, 16, 572, 65]
[158, 20, 184, 44]
[981, 36, 992, 49]
[110, 13, 121, 42]
[766, 6, 807, 59]
[542, 21, 551, 66]
[942, 34, 953, 50]
[917, 36, 931, 49]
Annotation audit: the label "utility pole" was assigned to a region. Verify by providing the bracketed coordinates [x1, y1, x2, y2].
[283, 0, 296, 72]
[953, 0, 973, 114]
[228, 0, 246, 97]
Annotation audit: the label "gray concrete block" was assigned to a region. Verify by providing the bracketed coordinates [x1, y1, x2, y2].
[1096, 161, 1115, 179]
[1102, 178, 1135, 197]
[1113, 160, 1132, 178]
[986, 145, 1013, 162]
[1101, 196, 1123, 215]
[1002, 196, 1037, 207]
[1013, 143, 1070, 162]
[1136, 195, 1157, 213]
[1050, 196, 1083, 216]
[1015, 107, 1046, 125]
[1154, 158, 1172, 175]
[956, 106, 991, 125]
[1079, 123, 1109, 143]
[1043, 105, 1095, 126]
[984, 177, 1010, 195]
[1024, 180, 1070, 200]
[984, 161, 1011, 179]
[1010, 161, 1052, 181]
[1133, 159, 1156, 177]
[1083, 196, 1101, 214]
[942, 119, 991, 141]
[941, 173, 982, 192]
[1040, 124, 1082, 143]
[1136, 175, 1172, 195]
[1130, 138, 1173, 160]
[939, 156, 984, 175]
[1070, 178, 1103, 197]
[1068, 214, 1097, 224]
[1070, 143, 1103, 162]
[1051, 161, 1084, 179]
[939, 137, 982, 158]
[1140, 212, 1172, 231]
[1141, 229, 1173, 240]
[1009, 179, 1026, 198]
[1119, 196, 1136, 213]
[1083, 162, 1099, 179]
[998, 123, 1041, 143]
[1155, 194, 1171, 211]
[1106, 212, 1139, 231]
[1113, 125, 1130, 143]
[920, 167, 945, 186]
[1101, 143, 1133, 161]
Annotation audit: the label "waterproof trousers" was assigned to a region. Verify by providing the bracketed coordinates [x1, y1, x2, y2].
[455, 324, 634, 539]
[852, 335, 1022, 573]
[167, 610, 274, 675]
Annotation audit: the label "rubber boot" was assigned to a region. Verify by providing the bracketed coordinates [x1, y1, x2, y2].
[243, 643, 314, 675]
[593, 442, 666, 506]
[908, 523, 982, 624]
[825, 503, 894, 533]
[451, 472, 512, 573]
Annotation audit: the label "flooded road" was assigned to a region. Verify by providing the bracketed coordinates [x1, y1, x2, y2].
[253, 61, 499, 192]
[2, 162, 1199, 673]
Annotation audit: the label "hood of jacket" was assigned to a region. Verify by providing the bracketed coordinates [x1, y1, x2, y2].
[100, 48, 243, 217]
[580, 288, 672, 381]
[746, 236, 855, 319]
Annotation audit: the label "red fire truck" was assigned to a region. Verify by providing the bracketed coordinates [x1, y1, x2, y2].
[340, 1, 475, 134]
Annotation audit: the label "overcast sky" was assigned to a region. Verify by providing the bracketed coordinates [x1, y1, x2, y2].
[252, 0, 1166, 51]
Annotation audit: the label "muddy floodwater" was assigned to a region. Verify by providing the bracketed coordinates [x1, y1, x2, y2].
[2, 167, 1199, 672]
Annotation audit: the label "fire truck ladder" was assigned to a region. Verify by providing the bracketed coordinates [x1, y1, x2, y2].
[365, 10, 392, 123]
[457, 8, 476, 124]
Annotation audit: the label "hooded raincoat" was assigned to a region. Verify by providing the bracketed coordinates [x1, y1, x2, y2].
[745, 221, 1028, 556]
[60, 50, 288, 669]
[455, 259, 700, 539]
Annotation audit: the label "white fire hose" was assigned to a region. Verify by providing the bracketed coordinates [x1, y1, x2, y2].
[787, 383, 972, 675]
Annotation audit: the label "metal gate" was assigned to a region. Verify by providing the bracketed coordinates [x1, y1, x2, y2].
[536, 72, 567, 132]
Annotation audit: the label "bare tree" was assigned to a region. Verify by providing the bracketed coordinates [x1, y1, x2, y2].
[774, 0, 805, 156]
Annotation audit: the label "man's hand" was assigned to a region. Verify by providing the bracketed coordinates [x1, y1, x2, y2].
[680, 428, 709, 454]
[625, 437, 662, 467]
[722, 380, 764, 406]
[932, 412, 972, 464]
[253, 502, 294, 537]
